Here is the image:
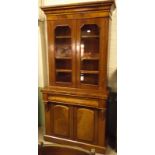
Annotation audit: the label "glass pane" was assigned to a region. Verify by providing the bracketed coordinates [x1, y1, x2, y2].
[56, 72, 71, 83]
[80, 24, 99, 85]
[80, 25, 99, 58]
[81, 60, 98, 71]
[55, 26, 72, 58]
[56, 59, 71, 69]
[55, 26, 71, 36]
[55, 26, 72, 83]
[80, 74, 98, 85]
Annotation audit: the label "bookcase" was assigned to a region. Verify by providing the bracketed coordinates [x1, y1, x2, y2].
[41, 1, 115, 153]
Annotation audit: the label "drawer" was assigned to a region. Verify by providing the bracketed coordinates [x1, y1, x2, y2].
[48, 94, 102, 108]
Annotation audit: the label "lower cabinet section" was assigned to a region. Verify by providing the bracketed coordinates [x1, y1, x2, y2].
[44, 102, 106, 153]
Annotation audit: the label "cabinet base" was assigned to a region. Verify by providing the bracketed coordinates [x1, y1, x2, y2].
[44, 135, 106, 154]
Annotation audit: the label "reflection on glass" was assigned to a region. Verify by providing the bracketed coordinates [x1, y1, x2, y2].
[80, 44, 84, 57]
[80, 74, 84, 81]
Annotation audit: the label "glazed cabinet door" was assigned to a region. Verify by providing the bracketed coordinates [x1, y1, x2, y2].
[45, 103, 73, 139]
[76, 18, 109, 90]
[47, 20, 76, 87]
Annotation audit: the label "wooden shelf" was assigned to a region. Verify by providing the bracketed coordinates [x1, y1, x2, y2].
[56, 69, 72, 73]
[55, 81, 71, 85]
[55, 57, 72, 60]
[81, 57, 99, 60]
[55, 36, 71, 39]
[81, 35, 99, 38]
[80, 70, 99, 74]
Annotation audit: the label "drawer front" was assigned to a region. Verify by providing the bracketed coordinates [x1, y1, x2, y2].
[48, 94, 104, 108]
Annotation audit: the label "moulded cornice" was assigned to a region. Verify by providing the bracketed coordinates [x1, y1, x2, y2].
[41, 0, 115, 16]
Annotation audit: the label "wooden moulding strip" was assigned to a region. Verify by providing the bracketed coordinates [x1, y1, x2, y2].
[44, 135, 106, 154]
[46, 11, 110, 20]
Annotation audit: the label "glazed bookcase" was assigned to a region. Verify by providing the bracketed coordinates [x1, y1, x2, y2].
[41, 0, 115, 154]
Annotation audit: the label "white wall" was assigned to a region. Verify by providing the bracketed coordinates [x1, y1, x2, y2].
[38, 26, 43, 87]
[38, 20, 48, 88]
[108, 9, 117, 91]
[38, 0, 117, 91]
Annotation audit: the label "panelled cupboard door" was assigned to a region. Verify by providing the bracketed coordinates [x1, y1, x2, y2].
[73, 107, 98, 144]
[50, 103, 73, 139]
[44, 103, 73, 138]
[45, 103, 106, 146]
[47, 20, 76, 87]
[76, 18, 109, 90]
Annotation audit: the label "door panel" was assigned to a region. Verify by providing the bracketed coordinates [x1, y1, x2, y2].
[50, 102, 73, 138]
[53, 105, 70, 137]
[47, 20, 76, 87]
[76, 18, 106, 89]
[74, 107, 98, 143]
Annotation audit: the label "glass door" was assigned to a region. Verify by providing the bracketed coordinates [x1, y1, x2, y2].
[48, 20, 76, 87]
[77, 19, 102, 88]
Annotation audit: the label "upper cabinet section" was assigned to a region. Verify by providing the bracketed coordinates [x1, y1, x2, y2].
[41, 0, 115, 91]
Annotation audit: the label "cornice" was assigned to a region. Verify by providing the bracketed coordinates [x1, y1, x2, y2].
[41, 0, 115, 15]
